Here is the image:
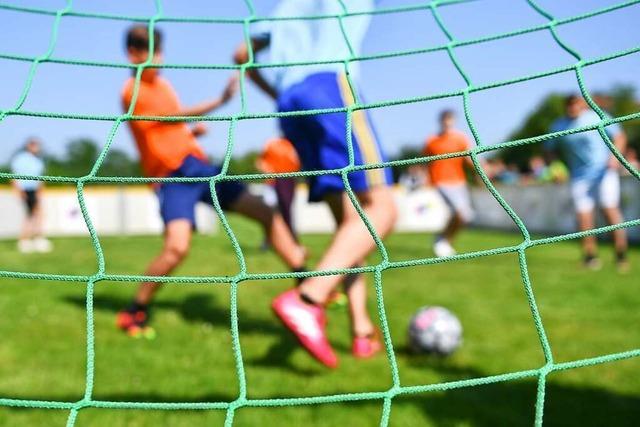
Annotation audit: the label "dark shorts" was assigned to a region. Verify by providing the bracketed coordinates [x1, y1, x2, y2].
[157, 155, 246, 227]
[23, 190, 38, 216]
[277, 72, 392, 202]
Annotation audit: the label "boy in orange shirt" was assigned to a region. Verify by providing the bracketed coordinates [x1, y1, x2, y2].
[116, 26, 306, 337]
[423, 110, 475, 257]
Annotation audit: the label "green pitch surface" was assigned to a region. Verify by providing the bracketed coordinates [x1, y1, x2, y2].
[1, 220, 638, 426]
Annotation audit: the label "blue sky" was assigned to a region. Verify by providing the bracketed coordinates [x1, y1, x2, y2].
[1, 0, 639, 168]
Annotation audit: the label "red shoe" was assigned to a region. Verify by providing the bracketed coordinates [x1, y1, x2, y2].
[116, 310, 155, 339]
[352, 329, 383, 359]
[272, 289, 338, 368]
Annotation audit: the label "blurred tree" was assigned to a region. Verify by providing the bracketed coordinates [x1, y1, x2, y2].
[101, 148, 142, 177]
[46, 138, 140, 180]
[500, 94, 565, 168]
[227, 151, 260, 176]
[501, 85, 639, 169]
[390, 144, 423, 182]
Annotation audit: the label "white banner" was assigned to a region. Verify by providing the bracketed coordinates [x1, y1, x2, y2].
[0, 179, 637, 241]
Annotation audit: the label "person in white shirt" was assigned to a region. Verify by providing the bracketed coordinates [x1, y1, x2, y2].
[10, 138, 52, 253]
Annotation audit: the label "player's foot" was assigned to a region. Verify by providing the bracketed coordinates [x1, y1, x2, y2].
[616, 252, 630, 274]
[272, 289, 338, 368]
[352, 329, 382, 359]
[433, 237, 456, 258]
[327, 290, 348, 310]
[583, 254, 602, 271]
[116, 309, 155, 339]
[33, 237, 53, 253]
[17, 239, 34, 254]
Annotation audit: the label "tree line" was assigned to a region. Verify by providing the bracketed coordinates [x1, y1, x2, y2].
[1, 85, 637, 184]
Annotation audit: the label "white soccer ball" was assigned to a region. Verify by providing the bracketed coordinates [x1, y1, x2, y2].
[408, 306, 462, 356]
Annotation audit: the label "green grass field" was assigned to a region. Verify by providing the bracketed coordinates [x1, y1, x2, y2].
[0, 218, 638, 426]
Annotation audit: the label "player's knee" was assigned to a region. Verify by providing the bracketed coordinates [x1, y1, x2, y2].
[164, 242, 190, 263]
[376, 187, 398, 224]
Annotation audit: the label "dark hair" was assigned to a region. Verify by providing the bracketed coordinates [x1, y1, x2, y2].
[126, 25, 163, 52]
[565, 93, 581, 106]
[439, 109, 455, 122]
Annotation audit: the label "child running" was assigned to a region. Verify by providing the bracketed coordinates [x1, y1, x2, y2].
[235, 0, 397, 368]
[116, 25, 306, 337]
[423, 110, 475, 257]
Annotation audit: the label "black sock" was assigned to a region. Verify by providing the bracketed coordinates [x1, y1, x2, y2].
[128, 301, 148, 314]
[292, 266, 307, 286]
[300, 292, 321, 306]
[616, 251, 627, 263]
[584, 253, 598, 263]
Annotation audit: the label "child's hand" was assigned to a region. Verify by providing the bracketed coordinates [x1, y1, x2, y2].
[192, 122, 208, 137]
[221, 74, 239, 104]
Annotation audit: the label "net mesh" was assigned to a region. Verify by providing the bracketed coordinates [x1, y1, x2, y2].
[0, 0, 639, 426]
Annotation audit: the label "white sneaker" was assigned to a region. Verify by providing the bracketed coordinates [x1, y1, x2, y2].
[17, 239, 34, 254]
[433, 238, 456, 258]
[33, 237, 53, 253]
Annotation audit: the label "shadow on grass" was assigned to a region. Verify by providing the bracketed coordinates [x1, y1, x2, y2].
[393, 379, 639, 426]
[60, 294, 640, 425]
[5, 380, 638, 426]
[63, 292, 312, 375]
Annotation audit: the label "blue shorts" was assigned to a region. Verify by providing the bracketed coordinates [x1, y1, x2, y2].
[157, 155, 245, 226]
[278, 72, 392, 202]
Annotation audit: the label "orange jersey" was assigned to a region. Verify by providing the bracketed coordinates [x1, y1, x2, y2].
[423, 130, 470, 185]
[121, 76, 206, 177]
[256, 138, 301, 174]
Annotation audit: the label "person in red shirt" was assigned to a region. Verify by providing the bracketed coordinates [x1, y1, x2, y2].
[423, 110, 476, 257]
[116, 26, 306, 337]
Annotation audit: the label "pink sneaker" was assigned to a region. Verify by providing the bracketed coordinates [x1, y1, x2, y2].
[352, 330, 383, 359]
[272, 289, 338, 368]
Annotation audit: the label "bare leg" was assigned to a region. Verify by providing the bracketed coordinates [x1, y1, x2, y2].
[325, 197, 376, 338]
[18, 190, 32, 241]
[19, 215, 33, 241]
[442, 213, 464, 243]
[230, 191, 305, 269]
[275, 178, 297, 241]
[576, 210, 597, 257]
[31, 191, 44, 238]
[134, 219, 192, 305]
[299, 186, 397, 303]
[602, 207, 628, 254]
[343, 272, 375, 337]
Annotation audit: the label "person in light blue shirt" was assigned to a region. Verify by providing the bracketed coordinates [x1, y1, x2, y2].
[545, 95, 628, 272]
[234, 0, 397, 368]
[10, 138, 52, 253]
[245, 0, 373, 95]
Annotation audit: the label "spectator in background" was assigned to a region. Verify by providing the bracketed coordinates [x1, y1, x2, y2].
[256, 137, 301, 241]
[528, 155, 569, 184]
[423, 110, 476, 257]
[545, 94, 629, 272]
[485, 157, 520, 185]
[10, 138, 52, 253]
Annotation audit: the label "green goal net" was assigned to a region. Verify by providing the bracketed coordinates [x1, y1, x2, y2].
[0, 0, 639, 426]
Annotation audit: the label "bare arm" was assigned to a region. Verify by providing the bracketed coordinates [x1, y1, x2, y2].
[609, 130, 627, 169]
[234, 38, 278, 100]
[172, 74, 239, 117]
